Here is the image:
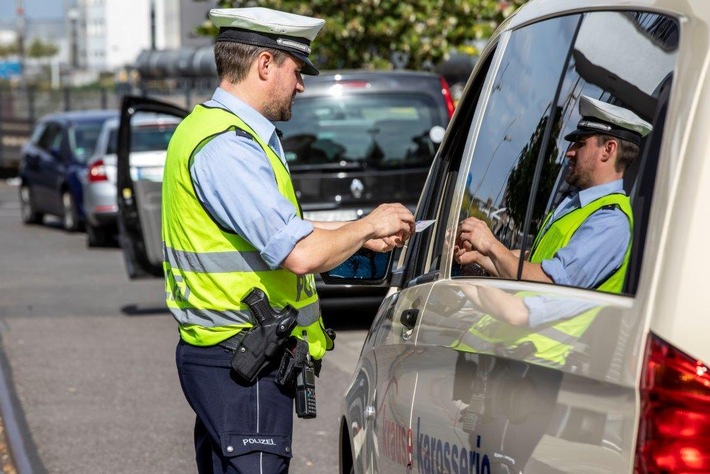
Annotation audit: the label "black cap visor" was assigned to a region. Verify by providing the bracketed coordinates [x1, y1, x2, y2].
[285, 49, 319, 76]
[564, 118, 642, 146]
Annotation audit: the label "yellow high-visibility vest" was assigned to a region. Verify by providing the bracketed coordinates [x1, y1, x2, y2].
[162, 104, 333, 359]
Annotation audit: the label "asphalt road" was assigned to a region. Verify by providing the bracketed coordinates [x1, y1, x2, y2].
[0, 179, 375, 474]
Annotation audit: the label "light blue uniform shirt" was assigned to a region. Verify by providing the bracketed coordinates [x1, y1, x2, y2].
[189, 88, 313, 270]
[527, 179, 630, 327]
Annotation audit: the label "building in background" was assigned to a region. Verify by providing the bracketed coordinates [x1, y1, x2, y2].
[0, 0, 215, 87]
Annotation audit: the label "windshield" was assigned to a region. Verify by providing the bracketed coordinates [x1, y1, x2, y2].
[277, 93, 442, 169]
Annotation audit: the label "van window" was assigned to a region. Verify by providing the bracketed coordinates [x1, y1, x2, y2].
[453, 11, 679, 295]
[400, 50, 496, 285]
[455, 14, 581, 274]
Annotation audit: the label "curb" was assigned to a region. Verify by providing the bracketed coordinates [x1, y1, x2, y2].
[0, 333, 46, 474]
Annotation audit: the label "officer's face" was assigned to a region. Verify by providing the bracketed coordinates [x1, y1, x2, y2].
[565, 135, 603, 189]
[263, 55, 305, 122]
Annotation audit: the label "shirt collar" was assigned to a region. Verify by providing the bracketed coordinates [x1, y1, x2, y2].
[210, 87, 277, 146]
[577, 179, 625, 207]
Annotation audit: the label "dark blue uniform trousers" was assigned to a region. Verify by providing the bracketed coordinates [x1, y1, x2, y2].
[176, 339, 294, 473]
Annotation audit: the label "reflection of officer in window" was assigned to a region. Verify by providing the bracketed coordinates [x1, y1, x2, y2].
[450, 285, 602, 472]
[455, 96, 652, 294]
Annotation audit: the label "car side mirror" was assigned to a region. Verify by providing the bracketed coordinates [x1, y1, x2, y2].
[321, 248, 393, 285]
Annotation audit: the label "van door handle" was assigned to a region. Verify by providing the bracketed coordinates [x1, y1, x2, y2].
[400, 308, 419, 329]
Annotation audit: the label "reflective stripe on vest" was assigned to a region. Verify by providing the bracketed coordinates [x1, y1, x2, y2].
[162, 104, 332, 358]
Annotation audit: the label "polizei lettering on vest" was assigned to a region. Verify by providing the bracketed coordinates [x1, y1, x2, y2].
[416, 417, 491, 474]
[167, 270, 191, 302]
[295, 274, 315, 301]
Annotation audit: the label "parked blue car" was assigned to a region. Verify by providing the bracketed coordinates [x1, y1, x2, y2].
[18, 109, 118, 231]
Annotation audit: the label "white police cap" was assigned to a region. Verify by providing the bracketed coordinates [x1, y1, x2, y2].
[564, 95, 652, 146]
[209, 7, 325, 76]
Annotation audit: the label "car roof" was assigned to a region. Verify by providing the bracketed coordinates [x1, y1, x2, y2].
[301, 69, 445, 96]
[102, 113, 181, 130]
[38, 109, 118, 124]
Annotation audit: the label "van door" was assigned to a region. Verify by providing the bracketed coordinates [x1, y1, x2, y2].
[406, 8, 679, 474]
[116, 96, 188, 279]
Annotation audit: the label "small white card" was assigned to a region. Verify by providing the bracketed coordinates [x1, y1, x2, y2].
[415, 220, 436, 232]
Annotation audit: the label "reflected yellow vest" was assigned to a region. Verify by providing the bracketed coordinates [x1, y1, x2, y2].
[162, 104, 333, 359]
[457, 194, 633, 366]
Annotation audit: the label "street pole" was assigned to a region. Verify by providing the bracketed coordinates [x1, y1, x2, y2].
[16, 0, 26, 90]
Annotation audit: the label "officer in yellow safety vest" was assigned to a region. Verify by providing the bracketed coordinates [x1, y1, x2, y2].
[163, 7, 415, 473]
[456, 95, 651, 291]
[453, 96, 652, 365]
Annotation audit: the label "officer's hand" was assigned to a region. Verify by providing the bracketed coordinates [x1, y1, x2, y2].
[457, 217, 498, 256]
[364, 234, 406, 253]
[363, 203, 415, 243]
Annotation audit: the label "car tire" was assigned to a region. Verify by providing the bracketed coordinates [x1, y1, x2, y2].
[87, 223, 111, 247]
[19, 184, 43, 224]
[62, 190, 81, 232]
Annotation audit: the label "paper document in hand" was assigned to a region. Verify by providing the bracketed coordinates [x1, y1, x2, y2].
[415, 220, 436, 232]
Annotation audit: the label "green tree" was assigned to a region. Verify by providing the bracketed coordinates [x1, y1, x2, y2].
[195, 0, 528, 70]
[0, 38, 58, 59]
[26, 38, 59, 59]
[0, 42, 19, 58]
[504, 110, 563, 230]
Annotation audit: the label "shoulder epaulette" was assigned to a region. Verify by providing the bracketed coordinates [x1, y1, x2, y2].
[234, 128, 253, 140]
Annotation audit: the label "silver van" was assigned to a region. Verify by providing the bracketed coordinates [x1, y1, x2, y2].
[328, 1, 710, 472]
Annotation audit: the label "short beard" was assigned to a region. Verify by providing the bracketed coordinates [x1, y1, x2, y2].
[263, 99, 293, 122]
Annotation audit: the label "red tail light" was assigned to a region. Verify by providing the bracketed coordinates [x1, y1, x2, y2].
[439, 75, 456, 119]
[635, 333, 710, 473]
[87, 159, 108, 183]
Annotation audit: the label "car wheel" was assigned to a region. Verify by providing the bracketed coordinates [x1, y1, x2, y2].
[19, 184, 43, 224]
[62, 191, 81, 232]
[87, 223, 111, 247]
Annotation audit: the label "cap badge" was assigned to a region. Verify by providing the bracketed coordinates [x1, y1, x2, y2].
[578, 120, 612, 132]
[276, 38, 311, 54]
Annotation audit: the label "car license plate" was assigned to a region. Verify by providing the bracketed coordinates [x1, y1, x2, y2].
[303, 209, 359, 221]
[131, 166, 164, 182]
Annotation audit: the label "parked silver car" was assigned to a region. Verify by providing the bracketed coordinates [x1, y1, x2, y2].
[327, 1, 710, 473]
[81, 113, 179, 246]
[18, 109, 117, 232]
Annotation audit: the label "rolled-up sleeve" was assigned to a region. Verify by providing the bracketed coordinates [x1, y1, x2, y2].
[525, 295, 599, 327]
[190, 132, 313, 269]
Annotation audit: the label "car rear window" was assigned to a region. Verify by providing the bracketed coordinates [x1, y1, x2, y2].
[71, 121, 106, 163]
[278, 93, 443, 169]
[107, 123, 178, 154]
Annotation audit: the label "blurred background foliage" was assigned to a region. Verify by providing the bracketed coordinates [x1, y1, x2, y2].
[195, 0, 528, 70]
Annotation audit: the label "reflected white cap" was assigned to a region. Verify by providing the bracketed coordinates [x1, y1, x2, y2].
[564, 95, 652, 146]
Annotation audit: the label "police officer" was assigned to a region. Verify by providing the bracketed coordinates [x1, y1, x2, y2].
[163, 7, 415, 473]
[455, 95, 652, 293]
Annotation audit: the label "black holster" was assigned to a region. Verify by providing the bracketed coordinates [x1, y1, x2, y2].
[228, 288, 298, 383]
